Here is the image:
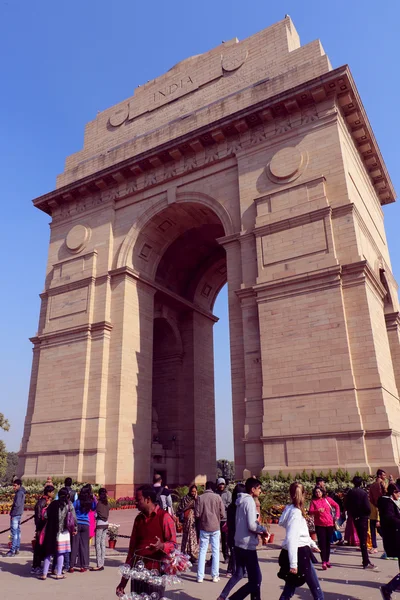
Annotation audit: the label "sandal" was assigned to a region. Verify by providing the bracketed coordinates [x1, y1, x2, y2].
[55, 575, 66, 580]
[39, 575, 47, 580]
[90, 566, 104, 571]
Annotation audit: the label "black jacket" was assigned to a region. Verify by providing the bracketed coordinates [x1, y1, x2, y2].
[34, 497, 48, 530]
[345, 487, 371, 518]
[378, 496, 400, 558]
[10, 486, 26, 517]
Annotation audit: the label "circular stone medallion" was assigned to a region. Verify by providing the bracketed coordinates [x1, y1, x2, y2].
[222, 46, 248, 72]
[66, 224, 89, 253]
[268, 147, 304, 181]
[109, 105, 129, 128]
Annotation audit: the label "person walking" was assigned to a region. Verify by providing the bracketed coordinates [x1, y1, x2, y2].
[309, 486, 340, 570]
[369, 469, 389, 555]
[116, 485, 177, 599]
[278, 482, 323, 600]
[345, 475, 376, 569]
[6, 479, 26, 557]
[178, 484, 199, 562]
[91, 488, 110, 571]
[39, 487, 77, 580]
[216, 478, 232, 563]
[378, 483, 400, 599]
[195, 480, 225, 583]
[31, 484, 55, 574]
[217, 483, 247, 599]
[153, 473, 173, 514]
[70, 484, 97, 572]
[226, 477, 268, 600]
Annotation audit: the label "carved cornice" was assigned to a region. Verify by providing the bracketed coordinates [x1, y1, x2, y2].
[341, 260, 386, 300]
[30, 320, 113, 348]
[33, 66, 395, 221]
[254, 265, 342, 303]
[385, 311, 400, 331]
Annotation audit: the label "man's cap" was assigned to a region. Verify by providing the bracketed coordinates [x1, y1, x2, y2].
[217, 478, 226, 486]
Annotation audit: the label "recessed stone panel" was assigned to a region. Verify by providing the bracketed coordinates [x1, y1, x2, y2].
[261, 219, 328, 267]
[49, 287, 89, 319]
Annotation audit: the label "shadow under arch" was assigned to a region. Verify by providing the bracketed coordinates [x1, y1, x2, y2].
[116, 191, 235, 270]
[115, 190, 236, 486]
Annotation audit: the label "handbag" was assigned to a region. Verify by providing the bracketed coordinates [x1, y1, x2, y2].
[57, 530, 71, 553]
[277, 549, 306, 587]
[65, 503, 76, 534]
[325, 498, 339, 529]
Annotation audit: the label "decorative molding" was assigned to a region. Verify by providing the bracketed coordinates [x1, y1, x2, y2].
[254, 206, 331, 237]
[254, 265, 342, 303]
[385, 312, 400, 332]
[109, 266, 218, 322]
[341, 260, 386, 301]
[33, 66, 395, 223]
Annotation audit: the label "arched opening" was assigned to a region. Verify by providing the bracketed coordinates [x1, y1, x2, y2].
[132, 200, 231, 485]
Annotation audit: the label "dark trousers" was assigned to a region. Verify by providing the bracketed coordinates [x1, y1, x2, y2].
[383, 559, 400, 593]
[71, 523, 90, 569]
[315, 525, 333, 564]
[229, 547, 262, 600]
[353, 516, 370, 567]
[32, 533, 44, 568]
[221, 522, 229, 560]
[279, 560, 324, 600]
[370, 519, 378, 548]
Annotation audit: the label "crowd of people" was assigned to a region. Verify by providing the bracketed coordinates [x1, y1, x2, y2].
[5, 477, 110, 577]
[4, 469, 400, 599]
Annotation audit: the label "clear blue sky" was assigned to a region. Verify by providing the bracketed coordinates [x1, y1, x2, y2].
[1, 1, 400, 463]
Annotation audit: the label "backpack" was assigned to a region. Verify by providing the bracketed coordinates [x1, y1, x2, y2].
[155, 486, 166, 510]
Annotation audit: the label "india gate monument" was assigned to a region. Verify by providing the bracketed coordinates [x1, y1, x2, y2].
[19, 18, 400, 496]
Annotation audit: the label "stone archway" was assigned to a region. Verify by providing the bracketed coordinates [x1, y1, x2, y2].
[20, 19, 400, 495]
[126, 199, 230, 486]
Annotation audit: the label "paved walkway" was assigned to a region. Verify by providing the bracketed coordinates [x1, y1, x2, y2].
[1, 510, 399, 599]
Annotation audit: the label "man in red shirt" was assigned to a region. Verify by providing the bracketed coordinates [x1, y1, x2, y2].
[116, 485, 177, 597]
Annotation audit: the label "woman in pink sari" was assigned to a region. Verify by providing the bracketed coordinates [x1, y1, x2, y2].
[344, 514, 360, 546]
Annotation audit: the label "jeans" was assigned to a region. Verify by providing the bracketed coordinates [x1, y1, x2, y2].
[279, 561, 324, 600]
[370, 519, 378, 549]
[10, 515, 21, 553]
[197, 529, 220, 579]
[353, 516, 370, 567]
[229, 547, 262, 600]
[315, 525, 333, 563]
[220, 548, 245, 598]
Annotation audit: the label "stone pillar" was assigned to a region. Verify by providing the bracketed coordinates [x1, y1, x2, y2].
[107, 270, 155, 496]
[236, 288, 264, 476]
[219, 237, 247, 478]
[385, 312, 400, 397]
[179, 309, 217, 484]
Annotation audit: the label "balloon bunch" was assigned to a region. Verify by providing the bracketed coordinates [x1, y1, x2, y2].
[118, 557, 190, 590]
[162, 551, 192, 575]
[117, 593, 170, 600]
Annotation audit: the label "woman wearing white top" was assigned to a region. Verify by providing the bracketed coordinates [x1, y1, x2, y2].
[278, 482, 324, 600]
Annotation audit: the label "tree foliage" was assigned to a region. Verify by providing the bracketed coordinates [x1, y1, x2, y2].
[1, 452, 19, 485]
[0, 413, 10, 480]
[217, 459, 235, 482]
